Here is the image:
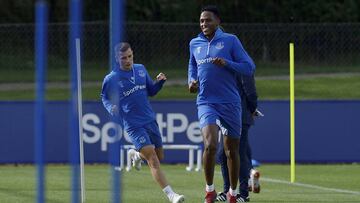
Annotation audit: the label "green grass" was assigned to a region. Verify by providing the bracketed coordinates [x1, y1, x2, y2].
[255, 62, 360, 76]
[0, 164, 359, 202]
[1, 76, 359, 100]
[257, 75, 360, 100]
[1, 62, 359, 83]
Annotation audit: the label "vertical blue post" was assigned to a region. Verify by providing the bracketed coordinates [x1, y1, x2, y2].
[110, 0, 124, 71]
[69, 0, 82, 202]
[110, 0, 124, 202]
[35, 1, 48, 203]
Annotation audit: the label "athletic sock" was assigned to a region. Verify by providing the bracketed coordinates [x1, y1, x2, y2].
[229, 188, 237, 196]
[163, 185, 175, 200]
[206, 184, 215, 192]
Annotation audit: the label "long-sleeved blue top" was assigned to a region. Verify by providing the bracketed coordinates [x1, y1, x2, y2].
[101, 64, 165, 131]
[237, 74, 258, 125]
[188, 28, 255, 104]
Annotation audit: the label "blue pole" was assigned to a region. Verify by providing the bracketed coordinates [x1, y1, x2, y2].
[110, 0, 124, 71]
[110, 0, 124, 202]
[69, 0, 83, 202]
[34, 1, 48, 203]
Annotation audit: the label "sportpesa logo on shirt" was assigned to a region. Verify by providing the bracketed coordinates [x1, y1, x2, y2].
[196, 57, 216, 66]
[123, 85, 146, 97]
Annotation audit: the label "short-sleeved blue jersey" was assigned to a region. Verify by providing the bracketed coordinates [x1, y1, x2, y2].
[188, 28, 255, 104]
[101, 64, 164, 131]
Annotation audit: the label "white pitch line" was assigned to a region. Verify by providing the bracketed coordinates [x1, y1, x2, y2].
[262, 177, 360, 195]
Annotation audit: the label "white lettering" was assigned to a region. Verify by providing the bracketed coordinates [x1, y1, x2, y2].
[187, 121, 202, 143]
[196, 57, 215, 66]
[123, 85, 146, 97]
[82, 113, 101, 143]
[82, 113, 124, 151]
[82, 112, 203, 151]
[166, 113, 188, 142]
[101, 122, 122, 151]
[156, 114, 167, 142]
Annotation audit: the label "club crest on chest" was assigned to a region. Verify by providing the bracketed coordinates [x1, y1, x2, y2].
[215, 41, 224, 50]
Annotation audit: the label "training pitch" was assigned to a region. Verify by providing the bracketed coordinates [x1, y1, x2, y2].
[0, 164, 359, 202]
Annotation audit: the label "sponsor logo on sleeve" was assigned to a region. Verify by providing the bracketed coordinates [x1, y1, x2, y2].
[196, 46, 201, 54]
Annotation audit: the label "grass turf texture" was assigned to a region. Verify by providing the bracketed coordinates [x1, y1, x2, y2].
[0, 76, 359, 100]
[0, 164, 359, 202]
[0, 62, 359, 83]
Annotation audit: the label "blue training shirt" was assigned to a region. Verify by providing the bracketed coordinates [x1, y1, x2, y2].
[188, 28, 255, 104]
[101, 64, 165, 131]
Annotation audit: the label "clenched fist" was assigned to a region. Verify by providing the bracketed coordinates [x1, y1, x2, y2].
[156, 72, 167, 81]
[189, 80, 199, 93]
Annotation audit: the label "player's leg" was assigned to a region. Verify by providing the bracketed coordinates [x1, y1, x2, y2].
[246, 128, 253, 191]
[217, 103, 242, 203]
[202, 124, 219, 186]
[198, 104, 220, 203]
[155, 147, 164, 161]
[246, 135, 253, 191]
[247, 139, 253, 172]
[146, 121, 185, 203]
[146, 121, 165, 162]
[127, 147, 164, 171]
[245, 127, 260, 194]
[139, 146, 168, 187]
[215, 135, 229, 202]
[139, 146, 184, 203]
[238, 124, 250, 201]
[223, 135, 240, 203]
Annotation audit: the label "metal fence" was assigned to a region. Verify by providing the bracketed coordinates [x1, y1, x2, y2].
[0, 22, 359, 72]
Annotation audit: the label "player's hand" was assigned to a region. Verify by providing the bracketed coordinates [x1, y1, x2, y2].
[253, 109, 264, 118]
[188, 80, 198, 93]
[212, 57, 227, 67]
[156, 72, 167, 81]
[111, 105, 119, 116]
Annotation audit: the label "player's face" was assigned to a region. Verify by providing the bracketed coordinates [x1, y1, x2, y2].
[200, 11, 219, 39]
[116, 48, 134, 71]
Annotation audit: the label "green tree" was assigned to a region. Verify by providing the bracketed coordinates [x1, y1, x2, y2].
[0, 0, 359, 23]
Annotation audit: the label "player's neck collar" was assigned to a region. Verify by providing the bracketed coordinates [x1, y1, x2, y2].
[199, 27, 223, 41]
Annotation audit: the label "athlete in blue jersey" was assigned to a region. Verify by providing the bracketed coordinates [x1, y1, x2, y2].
[101, 42, 184, 203]
[188, 5, 255, 203]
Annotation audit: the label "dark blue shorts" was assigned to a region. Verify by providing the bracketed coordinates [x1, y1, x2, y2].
[126, 121, 163, 151]
[197, 103, 242, 138]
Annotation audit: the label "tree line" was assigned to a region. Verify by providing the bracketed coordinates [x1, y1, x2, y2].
[1, 0, 359, 24]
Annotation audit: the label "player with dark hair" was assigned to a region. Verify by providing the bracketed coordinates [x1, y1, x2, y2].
[101, 42, 185, 203]
[188, 5, 255, 203]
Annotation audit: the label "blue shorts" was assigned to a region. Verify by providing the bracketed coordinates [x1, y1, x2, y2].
[126, 121, 163, 151]
[198, 103, 242, 138]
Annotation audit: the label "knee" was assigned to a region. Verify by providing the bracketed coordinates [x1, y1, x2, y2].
[146, 153, 161, 169]
[204, 142, 217, 156]
[225, 148, 238, 159]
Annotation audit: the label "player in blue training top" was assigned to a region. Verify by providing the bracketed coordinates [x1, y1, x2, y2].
[101, 42, 185, 203]
[188, 5, 255, 203]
